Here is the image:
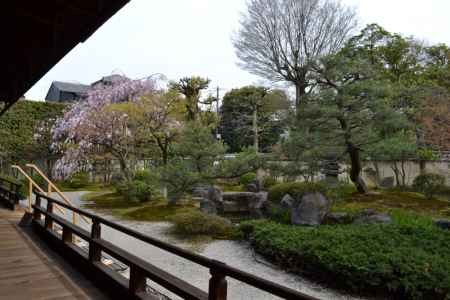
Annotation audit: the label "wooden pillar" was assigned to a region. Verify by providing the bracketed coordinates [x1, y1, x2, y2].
[208, 266, 227, 300]
[45, 200, 54, 230]
[28, 181, 33, 211]
[33, 195, 41, 220]
[89, 217, 101, 262]
[129, 266, 147, 295]
[62, 226, 73, 244]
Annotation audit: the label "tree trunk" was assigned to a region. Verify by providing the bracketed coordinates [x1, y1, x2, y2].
[347, 144, 368, 193]
[294, 80, 307, 114]
[415, 126, 427, 174]
[400, 160, 407, 187]
[373, 161, 381, 186]
[46, 159, 52, 180]
[391, 163, 401, 187]
[118, 156, 131, 183]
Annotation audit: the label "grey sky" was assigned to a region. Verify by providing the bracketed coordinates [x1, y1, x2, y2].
[26, 0, 450, 100]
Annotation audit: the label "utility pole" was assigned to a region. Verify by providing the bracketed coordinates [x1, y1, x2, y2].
[216, 86, 220, 139]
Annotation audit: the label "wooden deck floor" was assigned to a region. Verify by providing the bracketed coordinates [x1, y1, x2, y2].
[0, 208, 108, 300]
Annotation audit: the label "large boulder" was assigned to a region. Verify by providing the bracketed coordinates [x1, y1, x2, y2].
[207, 186, 223, 204]
[249, 192, 268, 218]
[222, 192, 255, 213]
[245, 183, 259, 193]
[200, 199, 217, 215]
[323, 212, 352, 225]
[192, 185, 209, 198]
[280, 194, 294, 210]
[291, 192, 331, 226]
[353, 209, 392, 225]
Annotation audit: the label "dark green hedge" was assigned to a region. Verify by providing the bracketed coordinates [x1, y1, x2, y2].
[241, 220, 450, 299]
[0, 100, 66, 165]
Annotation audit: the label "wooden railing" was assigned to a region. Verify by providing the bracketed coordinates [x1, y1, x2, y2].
[32, 190, 319, 300]
[12, 164, 90, 225]
[0, 177, 22, 210]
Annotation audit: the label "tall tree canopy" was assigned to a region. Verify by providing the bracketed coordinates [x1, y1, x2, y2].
[233, 0, 357, 110]
[168, 76, 210, 121]
[219, 86, 289, 153]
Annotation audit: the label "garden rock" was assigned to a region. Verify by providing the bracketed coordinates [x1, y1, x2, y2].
[324, 212, 352, 225]
[222, 201, 248, 213]
[291, 192, 331, 226]
[207, 186, 223, 204]
[280, 194, 294, 210]
[380, 177, 395, 189]
[192, 185, 209, 198]
[435, 219, 450, 230]
[245, 183, 258, 193]
[249, 192, 268, 218]
[353, 209, 392, 225]
[222, 192, 255, 203]
[200, 199, 217, 215]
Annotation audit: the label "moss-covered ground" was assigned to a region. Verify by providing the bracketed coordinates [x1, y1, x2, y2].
[332, 189, 450, 218]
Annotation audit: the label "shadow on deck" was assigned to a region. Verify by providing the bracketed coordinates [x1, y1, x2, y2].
[0, 207, 109, 300]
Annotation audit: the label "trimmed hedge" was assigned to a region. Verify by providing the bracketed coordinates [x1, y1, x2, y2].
[413, 173, 446, 199]
[169, 210, 237, 239]
[267, 182, 327, 203]
[240, 220, 450, 299]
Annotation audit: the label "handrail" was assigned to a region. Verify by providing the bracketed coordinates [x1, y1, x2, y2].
[0, 180, 21, 210]
[33, 190, 319, 300]
[11, 165, 65, 215]
[25, 164, 90, 225]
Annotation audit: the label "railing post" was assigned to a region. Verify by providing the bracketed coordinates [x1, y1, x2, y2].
[28, 180, 33, 211]
[129, 265, 147, 295]
[89, 217, 101, 262]
[45, 199, 54, 230]
[62, 226, 73, 244]
[33, 194, 41, 221]
[208, 262, 228, 300]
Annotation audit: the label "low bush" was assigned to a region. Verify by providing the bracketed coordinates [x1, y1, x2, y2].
[66, 172, 90, 189]
[412, 173, 446, 199]
[262, 176, 278, 189]
[325, 182, 357, 202]
[169, 210, 237, 239]
[268, 182, 327, 203]
[240, 220, 450, 299]
[0, 174, 24, 198]
[240, 172, 257, 186]
[119, 180, 160, 203]
[115, 170, 160, 203]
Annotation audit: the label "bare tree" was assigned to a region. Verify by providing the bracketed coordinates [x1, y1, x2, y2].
[233, 0, 357, 111]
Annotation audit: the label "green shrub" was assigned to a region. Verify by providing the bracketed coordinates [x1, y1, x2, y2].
[115, 170, 161, 203]
[168, 210, 237, 239]
[133, 170, 154, 182]
[0, 174, 24, 198]
[159, 161, 202, 203]
[240, 172, 257, 186]
[67, 172, 90, 189]
[268, 182, 327, 203]
[412, 173, 446, 199]
[326, 182, 357, 202]
[241, 220, 450, 299]
[262, 176, 278, 189]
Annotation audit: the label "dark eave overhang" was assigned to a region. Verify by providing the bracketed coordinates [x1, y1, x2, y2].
[0, 0, 129, 116]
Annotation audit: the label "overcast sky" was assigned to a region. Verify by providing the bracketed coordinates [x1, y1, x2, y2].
[26, 0, 450, 100]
